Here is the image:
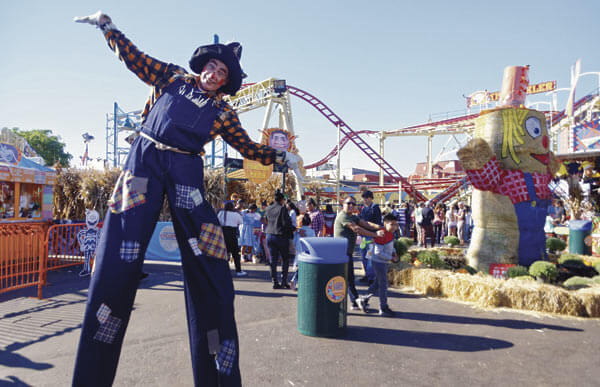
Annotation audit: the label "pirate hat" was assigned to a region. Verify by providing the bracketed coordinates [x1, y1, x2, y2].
[189, 42, 246, 96]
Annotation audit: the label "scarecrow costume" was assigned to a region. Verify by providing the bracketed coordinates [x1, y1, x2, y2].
[72, 12, 299, 387]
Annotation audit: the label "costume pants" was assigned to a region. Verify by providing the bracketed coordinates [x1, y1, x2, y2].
[266, 234, 289, 284]
[72, 138, 241, 387]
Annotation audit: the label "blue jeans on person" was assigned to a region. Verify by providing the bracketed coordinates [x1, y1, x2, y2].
[360, 239, 375, 281]
[362, 260, 389, 309]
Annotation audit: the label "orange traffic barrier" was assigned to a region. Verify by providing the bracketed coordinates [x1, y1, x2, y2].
[0, 222, 47, 299]
[45, 222, 103, 273]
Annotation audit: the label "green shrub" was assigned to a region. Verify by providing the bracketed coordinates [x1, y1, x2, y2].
[397, 237, 414, 248]
[558, 254, 584, 264]
[563, 276, 593, 289]
[417, 250, 444, 268]
[443, 236, 460, 246]
[506, 265, 529, 278]
[513, 275, 535, 282]
[546, 237, 566, 253]
[529, 261, 558, 282]
[393, 239, 408, 257]
[400, 253, 413, 263]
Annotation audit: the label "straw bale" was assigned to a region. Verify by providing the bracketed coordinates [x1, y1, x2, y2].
[573, 287, 600, 317]
[389, 267, 599, 317]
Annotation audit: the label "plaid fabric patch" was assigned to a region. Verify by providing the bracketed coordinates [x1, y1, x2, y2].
[188, 238, 202, 256]
[197, 223, 227, 260]
[175, 184, 202, 209]
[120, 240, 141, 262]
[96, 303, 111, 324]
[94, 315, 122, 344]
[109, 170, 147, 214]
[190, 189, 203, 206]
[498, 170, 529, 204]
[466, 158, 502, 191]
[533, 173, 552, 199]
[215, 339, 236, 376]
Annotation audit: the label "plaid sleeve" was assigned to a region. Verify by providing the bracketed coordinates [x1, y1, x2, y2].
[212, 104, 279, 165]
[102, 27, 185, 88]
[465, 157, 503, 191]
[313, 212, 324, 236]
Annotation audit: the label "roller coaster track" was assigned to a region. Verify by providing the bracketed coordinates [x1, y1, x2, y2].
[284, 86, 426, 200]
[228, 80, 426, 201]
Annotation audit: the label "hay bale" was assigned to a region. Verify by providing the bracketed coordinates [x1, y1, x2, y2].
[574, 287, 600, 317]
[389, 267, 592, 317]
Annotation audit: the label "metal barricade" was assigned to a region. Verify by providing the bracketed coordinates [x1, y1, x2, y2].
[0, 222, 47, 299]
[45, 222, 103, 272]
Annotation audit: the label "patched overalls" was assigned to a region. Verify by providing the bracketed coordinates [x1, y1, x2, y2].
[73, 78, 241, 386]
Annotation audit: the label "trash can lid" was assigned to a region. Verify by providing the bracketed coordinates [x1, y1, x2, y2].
[297, 237, 348, 264]
[569, 220, 593, 231]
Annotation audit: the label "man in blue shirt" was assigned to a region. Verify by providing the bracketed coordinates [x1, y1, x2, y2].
[358, 190, 382, 283]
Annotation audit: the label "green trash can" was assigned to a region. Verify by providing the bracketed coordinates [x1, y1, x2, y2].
[569, 220, 593, 255]
[297, 237, 348, 337]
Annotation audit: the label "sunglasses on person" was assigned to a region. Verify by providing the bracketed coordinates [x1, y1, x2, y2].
[344, 201, 356, 206]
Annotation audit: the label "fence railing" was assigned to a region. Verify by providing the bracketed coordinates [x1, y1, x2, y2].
[0, 222, 48, 299]
[1, 221, 104, 299]
[46, 223, 87, 271]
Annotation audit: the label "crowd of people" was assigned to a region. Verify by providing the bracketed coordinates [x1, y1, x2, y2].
[216, 189, 479, 317]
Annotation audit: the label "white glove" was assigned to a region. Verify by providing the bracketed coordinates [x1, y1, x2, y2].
[74, 10, 113, 29]
[284, 151, 301, 169]
[284, 151, 305, 200]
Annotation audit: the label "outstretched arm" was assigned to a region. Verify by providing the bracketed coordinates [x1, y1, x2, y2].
[74, 11, 185, 88]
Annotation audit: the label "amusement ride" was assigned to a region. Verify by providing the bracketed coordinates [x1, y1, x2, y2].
[103, 65, 600, 204]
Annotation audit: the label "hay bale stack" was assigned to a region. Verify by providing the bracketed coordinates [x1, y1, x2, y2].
[574, 287, 600, 317]
[390, 267, 600, 317]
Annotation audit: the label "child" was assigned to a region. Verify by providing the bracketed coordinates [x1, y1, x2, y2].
[239, 203, 261, 262]
[290, 213, 316, 290]
[357, 213, 399, 316]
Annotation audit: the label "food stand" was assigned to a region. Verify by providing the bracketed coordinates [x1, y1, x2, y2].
[0, 142, 56, 223]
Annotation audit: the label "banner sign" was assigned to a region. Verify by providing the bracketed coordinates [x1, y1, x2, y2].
[145, 222, 181, 261]
[467, 81, 557, 107]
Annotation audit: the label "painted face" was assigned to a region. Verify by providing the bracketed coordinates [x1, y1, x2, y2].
[269, 131, 290, 151]
[199, 59, 229, 92]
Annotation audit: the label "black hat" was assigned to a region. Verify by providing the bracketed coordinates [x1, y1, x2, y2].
[189, 42, 246, 96]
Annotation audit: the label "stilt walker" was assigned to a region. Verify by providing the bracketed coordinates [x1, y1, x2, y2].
[72, 11, 302, 387]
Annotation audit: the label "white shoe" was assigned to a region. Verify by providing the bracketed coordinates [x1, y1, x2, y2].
[356, 298, 367, 313]
[236, 271, 248, 277]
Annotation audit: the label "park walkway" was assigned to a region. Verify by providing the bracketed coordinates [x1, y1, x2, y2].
[1, 260, 599, 386]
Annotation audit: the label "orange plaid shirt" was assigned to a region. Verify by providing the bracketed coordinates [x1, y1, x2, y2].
[102, 27, 279, 165]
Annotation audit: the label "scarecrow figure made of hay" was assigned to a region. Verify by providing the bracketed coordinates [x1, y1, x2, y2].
[457, 66, 560, 272]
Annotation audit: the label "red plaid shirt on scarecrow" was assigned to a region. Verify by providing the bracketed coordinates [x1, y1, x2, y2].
[466, 157, 551, 204]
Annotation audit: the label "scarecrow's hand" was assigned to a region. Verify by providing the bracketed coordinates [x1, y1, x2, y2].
[457, 138, 494, 170]
[74, 10, 112, 28]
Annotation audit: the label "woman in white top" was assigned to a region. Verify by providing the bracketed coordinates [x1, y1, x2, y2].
[218, 201, 246, 276]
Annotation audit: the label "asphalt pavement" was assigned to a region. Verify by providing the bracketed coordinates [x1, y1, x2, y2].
[1, 258, 599, 386]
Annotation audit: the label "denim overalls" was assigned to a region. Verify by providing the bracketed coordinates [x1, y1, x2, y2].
[73, 78, 241, 386]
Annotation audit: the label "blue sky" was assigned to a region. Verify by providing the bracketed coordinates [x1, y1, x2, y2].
[2, 1, 600, 176]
